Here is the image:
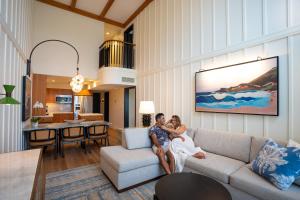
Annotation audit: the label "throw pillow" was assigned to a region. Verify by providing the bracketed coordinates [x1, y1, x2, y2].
[124, 128, 152, 149]
[251, 139, 300, 190]
[287, 139, 300, 186]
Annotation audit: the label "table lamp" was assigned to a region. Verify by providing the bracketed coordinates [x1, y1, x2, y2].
[139, 101, 155, 127]
[0, 84, 20, 105]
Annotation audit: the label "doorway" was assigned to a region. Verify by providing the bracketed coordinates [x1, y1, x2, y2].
[124, 87, 136, 128]
[123, 25, 134, 69]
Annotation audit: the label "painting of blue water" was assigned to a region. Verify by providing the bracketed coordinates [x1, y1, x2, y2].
[195, 57, 278, 115]
[196, 90, 271, 109]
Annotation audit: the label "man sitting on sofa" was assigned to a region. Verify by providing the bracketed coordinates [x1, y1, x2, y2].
[149, 113, 175, 174]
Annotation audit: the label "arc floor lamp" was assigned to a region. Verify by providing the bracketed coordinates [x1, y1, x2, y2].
[27, 39, 84, 92]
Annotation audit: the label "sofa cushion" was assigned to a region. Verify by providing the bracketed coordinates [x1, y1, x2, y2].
[250, 137, 287, 162]
[194, 129, 251, 162]
[230, 166, 300, 200]
[100, 146, 159, 173]
[123, 128, 152, 149]
[184, 152, 245, 183]
[186, 128, 197, 140]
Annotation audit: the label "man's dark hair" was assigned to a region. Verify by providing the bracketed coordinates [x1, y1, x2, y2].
[155, 113, 164, 121]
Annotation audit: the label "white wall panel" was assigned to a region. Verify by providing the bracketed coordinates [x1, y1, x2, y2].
[228, 0, 243, 45]
[244, 0, 263, 40]
[213, 0, 227, 50]
[289, 35, 300, 142]
[265, 0, 287, 34]
[174, 0, 182, 63]
[0, 0, 32, 153]
[154, 0, 161, 68]
[290, 0, 300, 26]
[191, 0, 201, 57]
[202, 0, 213, 53]
[167, 0, 174, 64]
[182, 0, 191, 60]
[134, 0, 300, 142]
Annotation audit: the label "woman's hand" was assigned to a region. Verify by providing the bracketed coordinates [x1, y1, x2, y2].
[160, 125, 167, 130]
[178, 135, 185, 142]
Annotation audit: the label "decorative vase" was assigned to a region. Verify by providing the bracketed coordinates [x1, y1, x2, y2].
[32, 121, 39, 127]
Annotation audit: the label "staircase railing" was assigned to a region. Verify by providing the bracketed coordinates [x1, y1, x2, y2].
[99, 40, 135, 69]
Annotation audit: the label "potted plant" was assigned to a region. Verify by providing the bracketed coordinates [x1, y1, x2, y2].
[31, 116, 40, 127]
[32, 101, 44, 127]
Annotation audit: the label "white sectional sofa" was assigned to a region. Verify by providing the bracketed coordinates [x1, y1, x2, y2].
[100, 128, 300, 199]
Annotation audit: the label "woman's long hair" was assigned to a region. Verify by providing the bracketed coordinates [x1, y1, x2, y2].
[172, 115, 182, 128]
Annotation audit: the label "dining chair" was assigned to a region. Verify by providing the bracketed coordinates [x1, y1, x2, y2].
[87, 124, 109, 147]
[29, 129, 58, 158]
[60, 126, 87, 157]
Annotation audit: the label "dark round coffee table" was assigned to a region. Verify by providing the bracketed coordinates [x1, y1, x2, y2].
[154, 173, 232, 200]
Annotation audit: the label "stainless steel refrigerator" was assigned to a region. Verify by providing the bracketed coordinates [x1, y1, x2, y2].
[74, 96, 93, 114]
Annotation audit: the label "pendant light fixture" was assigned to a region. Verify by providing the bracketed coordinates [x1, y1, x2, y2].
[27, 39, 83, 93]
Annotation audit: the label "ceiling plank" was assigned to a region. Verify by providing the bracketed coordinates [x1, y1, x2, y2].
[123, 0, 153, 28]
[37, 0, 124, 27]
[100, 0, 114, 18]
[70, 0, 77, 9]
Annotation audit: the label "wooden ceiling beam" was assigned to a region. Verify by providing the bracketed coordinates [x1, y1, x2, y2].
[100, 0, 114, 18]
[123, 0, 153, 28]
[70, 0, 77, 9]
[37, 0, 124, 27]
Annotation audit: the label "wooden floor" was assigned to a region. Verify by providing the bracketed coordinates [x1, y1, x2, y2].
[43, 128, 122, 174]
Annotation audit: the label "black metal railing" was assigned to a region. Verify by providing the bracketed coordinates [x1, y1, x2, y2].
[99, 40, 135, 69]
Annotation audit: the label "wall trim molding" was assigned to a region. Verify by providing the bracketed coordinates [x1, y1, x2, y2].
[138, 25, 300, 77]
[0, 15, 27, 61]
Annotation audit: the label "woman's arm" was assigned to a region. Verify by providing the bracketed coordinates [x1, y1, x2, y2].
[161, 125, 187, 136]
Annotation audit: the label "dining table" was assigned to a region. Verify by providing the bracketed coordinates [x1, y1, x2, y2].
[23, 120, 111, 152]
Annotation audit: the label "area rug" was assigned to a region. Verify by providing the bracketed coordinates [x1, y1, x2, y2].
[45, 164, 157, 200]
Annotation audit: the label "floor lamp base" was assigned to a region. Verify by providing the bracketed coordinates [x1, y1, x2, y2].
[142, 114, 151, 127]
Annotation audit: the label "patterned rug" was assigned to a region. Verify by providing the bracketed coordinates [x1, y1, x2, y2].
[46, 164, 157, 200]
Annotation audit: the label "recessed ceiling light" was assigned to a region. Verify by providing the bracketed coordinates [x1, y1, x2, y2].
[106, 32, 110, 35]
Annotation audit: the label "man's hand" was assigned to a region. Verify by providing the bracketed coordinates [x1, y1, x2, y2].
[156, 146, 164, 155]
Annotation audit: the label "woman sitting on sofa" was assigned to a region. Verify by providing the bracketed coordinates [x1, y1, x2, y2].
[158, 115, 206, 172]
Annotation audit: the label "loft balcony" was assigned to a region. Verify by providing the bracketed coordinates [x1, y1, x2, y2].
[99, 40, 135, 69]
[97, 40, 136, 89]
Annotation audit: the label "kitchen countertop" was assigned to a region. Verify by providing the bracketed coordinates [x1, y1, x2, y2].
[78, 113, 103, 116]
[0, 149, 42, 200]
[23, 121, 111, 132]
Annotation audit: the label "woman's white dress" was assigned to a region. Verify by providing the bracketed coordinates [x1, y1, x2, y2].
[170, 131, 205, 172]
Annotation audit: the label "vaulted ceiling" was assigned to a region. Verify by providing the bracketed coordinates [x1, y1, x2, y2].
[37, 0, 153, 28]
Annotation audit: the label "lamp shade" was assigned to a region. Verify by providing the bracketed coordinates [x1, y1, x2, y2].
[139, 101, 155, 114]
[0, 85, 20, 105]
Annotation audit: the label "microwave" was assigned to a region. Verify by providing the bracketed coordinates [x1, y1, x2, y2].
[56, 95, 72, 104]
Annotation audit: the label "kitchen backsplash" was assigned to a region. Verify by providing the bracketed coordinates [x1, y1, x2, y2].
[46, 103, 72, 114]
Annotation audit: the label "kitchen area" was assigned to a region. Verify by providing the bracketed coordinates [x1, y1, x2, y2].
[32, 74, 107, 123]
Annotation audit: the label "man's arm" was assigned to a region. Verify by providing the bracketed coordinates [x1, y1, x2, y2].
[150, 133, 161, 148]
[150, 133, 164, 154]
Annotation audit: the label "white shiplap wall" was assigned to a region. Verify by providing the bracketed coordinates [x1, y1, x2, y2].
[0, 0, 33, 153]
[134, 0, 300, 142]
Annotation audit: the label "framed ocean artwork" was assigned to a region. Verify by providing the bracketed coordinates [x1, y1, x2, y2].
[195, 56, 279, 116]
